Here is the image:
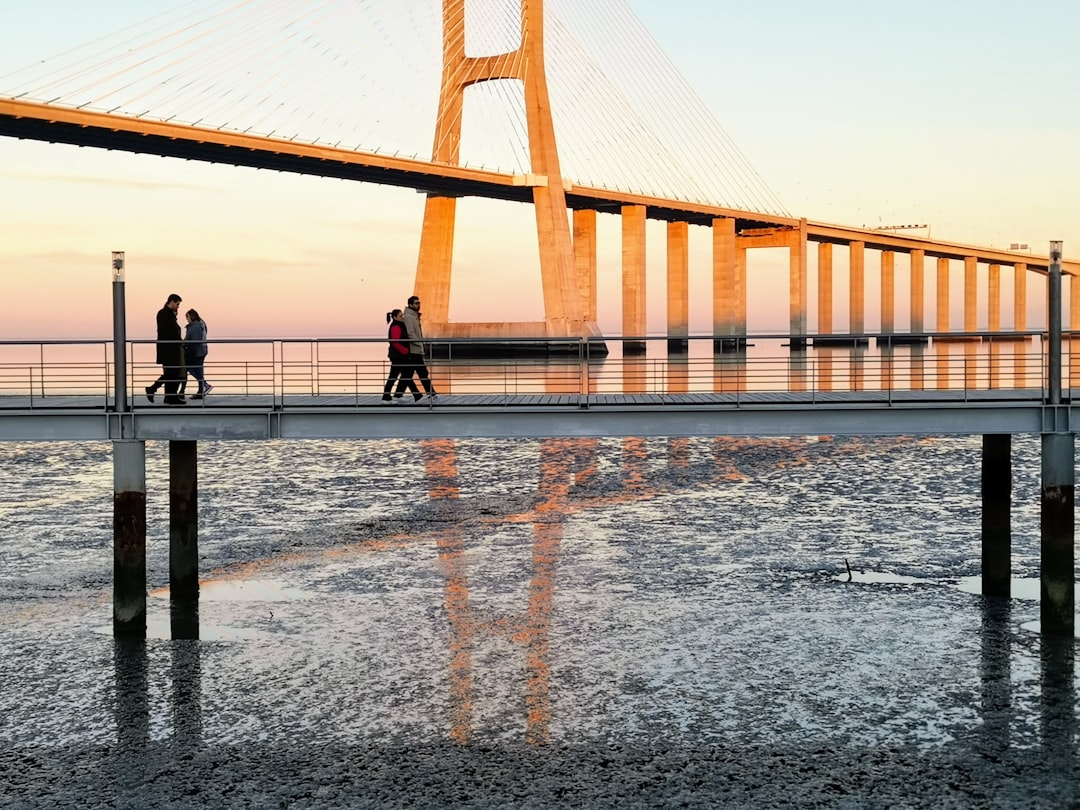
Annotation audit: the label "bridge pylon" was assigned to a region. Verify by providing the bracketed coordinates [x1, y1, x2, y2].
[415, 0, 599, 351]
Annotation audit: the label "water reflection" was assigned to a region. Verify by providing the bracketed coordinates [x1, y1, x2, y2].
[1039, 636, 1076, 763]
[112, 638, 149, 805]
[979, 598, 1012, 755]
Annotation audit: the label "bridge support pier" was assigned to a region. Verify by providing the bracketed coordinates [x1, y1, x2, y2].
[622, 205, 647, 355]
[169, 440, 199, 603]
[1040, 432, 1074, 637]
[981, 434, 1011, 598]
[113, 440, 147, 638]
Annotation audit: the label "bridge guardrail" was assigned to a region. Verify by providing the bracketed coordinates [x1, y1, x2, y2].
[0, 332, 1068, 410]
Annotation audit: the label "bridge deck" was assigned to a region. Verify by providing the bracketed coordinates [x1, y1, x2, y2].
[0, 389, 1067, 441]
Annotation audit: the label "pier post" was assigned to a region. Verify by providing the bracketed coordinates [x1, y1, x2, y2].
[981, 434, 1011, 597]
[113, 440, 146, 637]
[169, 440, 199, 602]
[1040, 432, 1074, 636]
[1040, 240, 1074, 637]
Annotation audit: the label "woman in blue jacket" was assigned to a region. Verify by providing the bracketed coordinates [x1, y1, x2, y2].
[182, 309, 213, 399]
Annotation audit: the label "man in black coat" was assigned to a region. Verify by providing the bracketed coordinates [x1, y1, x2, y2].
[145, 293, 185, 405]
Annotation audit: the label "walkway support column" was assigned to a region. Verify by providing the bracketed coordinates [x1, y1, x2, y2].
[622, 204, 647, 354]
[981, 434, 1011, 598]
[113, 440, 146, 638]
[169, 440, 199, 602]
[1041, 432, 1074, 636]
[666, 220, 689, 352]
[1041, 240, 1074, 637]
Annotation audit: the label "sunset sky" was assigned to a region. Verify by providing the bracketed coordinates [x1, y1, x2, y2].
[2, 0, 1078, 340]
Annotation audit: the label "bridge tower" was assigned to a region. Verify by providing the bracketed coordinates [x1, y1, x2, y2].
[415, 0, 595, 346]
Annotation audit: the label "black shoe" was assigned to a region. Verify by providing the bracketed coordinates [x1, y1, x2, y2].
[164, 397, 187, 405]
[381, 395, 392, 402]
[413, 393, 424, 402]
[145, 386, 155, 403]
[190, 394, 203, 400]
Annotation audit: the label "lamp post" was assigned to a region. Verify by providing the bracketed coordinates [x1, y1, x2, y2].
[112, 251, 127, 412]
[1047, 241, 1063, 405]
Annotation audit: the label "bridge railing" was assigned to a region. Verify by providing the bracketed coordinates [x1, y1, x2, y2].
[0, 332, 1070, 409]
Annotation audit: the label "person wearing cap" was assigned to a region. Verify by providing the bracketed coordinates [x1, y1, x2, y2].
[145, 293, 186, 405]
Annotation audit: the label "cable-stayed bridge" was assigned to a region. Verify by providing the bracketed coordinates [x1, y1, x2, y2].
[1, 0, 1072, 348]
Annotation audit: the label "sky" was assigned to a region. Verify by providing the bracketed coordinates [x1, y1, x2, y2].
[2, 0, 1079, 340]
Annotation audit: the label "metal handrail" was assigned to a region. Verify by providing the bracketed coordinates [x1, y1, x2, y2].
[0, 332, 1071, 409]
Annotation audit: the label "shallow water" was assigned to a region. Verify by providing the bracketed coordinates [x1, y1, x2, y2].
[0, 435, 1076, 808]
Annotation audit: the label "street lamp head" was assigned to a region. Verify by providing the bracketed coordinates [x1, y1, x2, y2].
[111, 251, 125, 281]
[1050, 241, 1063, 263]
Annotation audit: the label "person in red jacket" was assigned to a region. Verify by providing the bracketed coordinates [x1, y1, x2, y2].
[382, 309, 421, 402]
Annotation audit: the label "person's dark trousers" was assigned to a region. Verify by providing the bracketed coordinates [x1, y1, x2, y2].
[384, 360, 416, 399]
[407, 353, 435, 394]
[149, 365, 185, 401]
[391, 363, 420, 398]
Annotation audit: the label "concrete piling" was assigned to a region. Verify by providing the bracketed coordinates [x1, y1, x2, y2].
[169, 440, 199, 602]
[980, 434, 1011, 598]
[1040, 432, 1074, 637]
[113, 440, 147, 638]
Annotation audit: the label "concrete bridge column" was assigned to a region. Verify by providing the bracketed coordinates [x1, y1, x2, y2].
[910, 249, 925, 333]
[1014, 263, 1027, 331]
[1071, 275, 1080, 334]
[737, 245, 748, 340]
[817, 243, 833, 335]
[964, 256, 978, 333]
[988, 265, 1002, 332]
[573, 209, 597, 324]
[1040, 432, 1074, 637]
[981, 434, 1011, 598]
[666, 220, 689, 352]
[789, 218, 808, 349]
[849, 242, 865, 336]
[169, 440, 199, 602]
[936, 258, 950, 333]
[880, 250, 895, 335]
[622, 204, 647, 355]
[113, 440, 146, 638]
[415, 195, 457, 327]
[712, 217, 738, 352]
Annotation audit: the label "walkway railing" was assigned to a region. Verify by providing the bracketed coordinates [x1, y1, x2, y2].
[0, 332, 1068, 410]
